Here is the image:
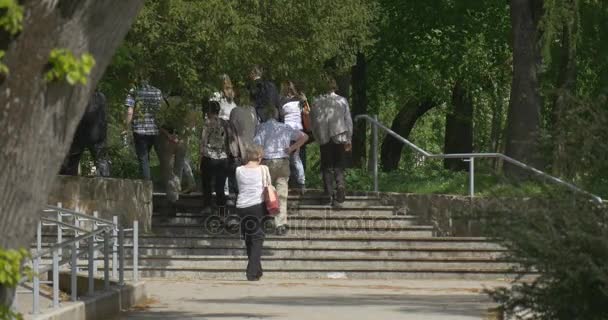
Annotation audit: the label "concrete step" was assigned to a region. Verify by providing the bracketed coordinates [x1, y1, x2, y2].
[122, 255, 513, 270]
[152, 215, 420, 228]
[119, 246, 506, 259]
[149, 225, 435, 237]
[289, 205, 396, 216]
[153, 193, 390, 213]
[98, 268, 523, 281]
[40, 235, 503, 250]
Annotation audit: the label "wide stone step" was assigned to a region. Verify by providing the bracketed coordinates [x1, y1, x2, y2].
[152, 215, 420, 228]
[40, 234, 502, 250]
[121, 255, 513, 270]
[121, 246, 506, 259]
[100, 268, 523, 281]
[149, 224, 435, 237]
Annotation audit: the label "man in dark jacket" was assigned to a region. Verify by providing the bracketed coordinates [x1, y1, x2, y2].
[247, 65, 280, 121]
[60, 90, 111, 177]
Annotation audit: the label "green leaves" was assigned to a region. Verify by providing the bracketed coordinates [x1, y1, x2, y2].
[0, 0, 23, 35]
[45, 49, 96, 85]
[0, 248, 28, 320]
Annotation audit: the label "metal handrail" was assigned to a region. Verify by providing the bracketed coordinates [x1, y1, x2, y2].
[14, 204, 139, 315]
[43, 206, 114, 226]
[355, 114, 603, 203]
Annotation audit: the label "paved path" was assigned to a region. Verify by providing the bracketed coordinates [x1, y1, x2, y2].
[120, 279, 505, 320]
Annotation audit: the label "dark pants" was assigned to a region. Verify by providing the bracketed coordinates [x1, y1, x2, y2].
[228, 157, 240, 195]
[320, 142, 347, 203]
[238, 203, 265, 279]
[133, 133, 161, 180]
[201, 157, 229, 207]
[60, 140, 110, 177]
[300, 145, 307, 171]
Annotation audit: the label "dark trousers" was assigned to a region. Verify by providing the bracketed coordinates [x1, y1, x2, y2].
[60, 140, 110, 177]
[201, 157, 229, 207]
[320, 142, 347, 203]
[228, 157, 240, 195]
[133, 133, 160, 180]
[300, 145, 307, 171]
[238, 203, 265, 279]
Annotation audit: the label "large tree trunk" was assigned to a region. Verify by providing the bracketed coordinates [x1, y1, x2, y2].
[504, 0, 544, 176]
[0, 0, 143, 307]
[444, 82, 473, 171]
[490, 81, 507, 171]
[551, 4, 578, 177]
[351, 52, 368, 168]
[380, 100, 436, 171]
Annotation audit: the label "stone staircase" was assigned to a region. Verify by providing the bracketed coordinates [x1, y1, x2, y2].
[38, 191, 518, 280]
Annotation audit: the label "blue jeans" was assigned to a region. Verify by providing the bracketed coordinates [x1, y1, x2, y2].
[133, 133, 160, 180]
[289, 147, 305, 186]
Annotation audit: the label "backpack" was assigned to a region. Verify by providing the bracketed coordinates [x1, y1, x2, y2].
[205, 119, 228, 155]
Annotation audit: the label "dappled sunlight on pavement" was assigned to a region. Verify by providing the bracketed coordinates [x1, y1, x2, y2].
[120, 279, 506, 320]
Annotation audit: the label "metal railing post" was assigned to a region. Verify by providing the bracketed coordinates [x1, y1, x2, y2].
[70, 243, 78, 302]
[104, 231, 110, 290]
[74, 217, 80, 274]
[36, 220, 42, 252]
[88, 237, 95, 296]
[33, 255, 40, 314]
[57, 202, 63, 257]
[372, 114, 379, 192]
[469, 157, 475, 197]
[118, 226, 125, 286]
[52, 249, 60, 308]
[112, 216, 118, 279]
[133, 220, 139, 282]
[92, 211, 99, 275]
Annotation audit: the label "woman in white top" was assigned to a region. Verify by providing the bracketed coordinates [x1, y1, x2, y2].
[280, 80, 306, 190]
[236, 144, 269, 281]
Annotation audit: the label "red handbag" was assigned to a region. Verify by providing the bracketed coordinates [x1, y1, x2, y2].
[261, 166, 280, 216]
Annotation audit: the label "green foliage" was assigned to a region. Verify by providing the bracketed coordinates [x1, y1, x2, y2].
[0, 248, 28, 320]
[486, 194, 608, 319]
[0, 0, 24, 75]
[45, 49, 96, 85]
[0, 0, 23, 35]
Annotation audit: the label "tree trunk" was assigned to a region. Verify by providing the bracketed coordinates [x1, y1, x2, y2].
[380, 100, 436, 171]
[444, 82, 473, 171]
[490, 81, 506, 171]
[0, 0, 143, 306]
[505, 0, 544, 176]
[351, 52, 367, 168]
[551, 4, 578, 177]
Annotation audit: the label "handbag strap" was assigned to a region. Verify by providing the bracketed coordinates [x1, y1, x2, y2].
[260, 166, 268, 187]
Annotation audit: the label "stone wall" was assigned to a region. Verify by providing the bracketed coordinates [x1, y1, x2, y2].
[48, 176, 153, 232]
[379, 192, 543, 237]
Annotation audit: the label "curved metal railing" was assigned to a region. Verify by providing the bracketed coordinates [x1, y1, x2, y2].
[355, 114, 603, 203]
[14, 204, 139, 315]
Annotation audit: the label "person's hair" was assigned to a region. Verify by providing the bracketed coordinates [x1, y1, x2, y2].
[220, 74, 235, 102]
[207, 100, 221, 116]
[261, 106, 278, 122]
[281, 80, 299, 98]
[322, 74, 338, 93]
[244, 144, 264, 162]
[251, 65, 263, 78]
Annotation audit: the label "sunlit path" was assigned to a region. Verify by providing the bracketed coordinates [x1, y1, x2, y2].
[119, 279, 503, 320]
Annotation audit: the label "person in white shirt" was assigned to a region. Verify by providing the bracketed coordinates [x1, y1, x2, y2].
[235, 145, 268, 281]
[280, 80, 306, 191]
[210, 74, 237, 121]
